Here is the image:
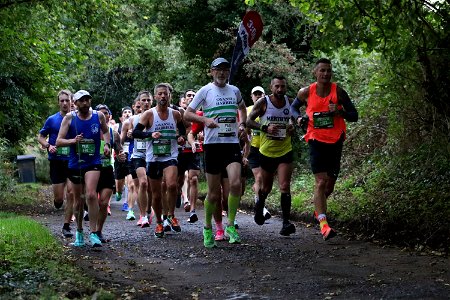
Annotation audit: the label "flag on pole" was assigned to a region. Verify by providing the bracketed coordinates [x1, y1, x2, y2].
[229, 11, 263, 84]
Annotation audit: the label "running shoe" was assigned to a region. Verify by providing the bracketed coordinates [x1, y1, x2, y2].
[222, 210, 227, 217]
[321, 224, 337, 241]
[107, 205, 111, 216]
[234, 220, 239, 229]
[254, 201, 265, 225]
[183, 201, 190, 212]
[214, 229, 225, 241]
[54, 200, 63, 209]
[280, 222, 296, 236]
[126, 210, 135, 220]
[154, 223, 164, 238]
[122, 202, 129, 211]
[96, 231, 107, 243]
[141, 216, 150, 228]
[89, 232, 102, 247]
[203, 227, 217, 248]
[263, 207, 271, 220]
[62, 226, 73, 238]
[163, 219, 172, 232]
[71, 230, 85, 247]
[137, 216, 143, 226]
[115, 192, 121, 202]
[187, 212, 198, 223]
[83, 211, 89, 221]
[225, 225, 241, 244]
[169, 217, 181, 232]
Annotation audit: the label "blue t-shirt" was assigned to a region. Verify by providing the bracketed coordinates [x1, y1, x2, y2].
[39, 112, 70, 161]
[67, 111, 102, 169]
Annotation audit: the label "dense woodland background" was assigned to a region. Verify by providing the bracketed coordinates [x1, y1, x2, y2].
[0, 0, 449, 252]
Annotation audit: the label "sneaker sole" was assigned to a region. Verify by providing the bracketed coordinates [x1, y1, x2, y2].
[188, 215, 198, 223]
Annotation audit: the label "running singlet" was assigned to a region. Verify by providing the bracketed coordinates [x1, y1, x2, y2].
[67, 111, 101, 169]
[100, 127, 114, 168]
[188, 82, 244, 145]
[247, 105, 261, 148]
[259, 95, 292, 158]
[304, 82, 346, 144]
[39, 112, 70, 160]
[131, 115, 147, 159]
[146, 107, 179, 162]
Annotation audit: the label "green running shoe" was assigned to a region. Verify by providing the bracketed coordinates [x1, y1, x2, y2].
[115, 192, 122, 202]
[89, 232, 102, 247]
[72, 230, 85, 247]
[126, 210, 135, 220]
[225, 225, 241, 244]
[203, 227, 217, 248]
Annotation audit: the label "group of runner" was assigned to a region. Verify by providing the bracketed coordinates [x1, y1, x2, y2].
[38, 57, 358, 248]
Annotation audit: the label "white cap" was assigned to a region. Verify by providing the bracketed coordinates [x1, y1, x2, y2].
[211, 57, 231, 68]
[251, 86, 265, 94]
[73, 90, 92, 102]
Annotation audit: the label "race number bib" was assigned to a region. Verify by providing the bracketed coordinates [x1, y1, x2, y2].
[218, 117, 237, 137]
[135, 139, 146, 152]
[76, 139, 95, 155]
[152, 139, 171, 156]
[56, 146, 70, 156]
[313, 111, 334, 129]
[266, 123, 287, 140]
[123, 142, 130, 154]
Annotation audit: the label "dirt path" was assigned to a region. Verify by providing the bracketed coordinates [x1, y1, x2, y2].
[35, 197, 449, 299]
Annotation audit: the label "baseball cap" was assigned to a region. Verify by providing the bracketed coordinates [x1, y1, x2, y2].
[211, 57, 230, 69]
[73, 90, 91, 102]
[251, 86, 265, 94]
[121, 106, 132, 113]
[95, 104, 111, 115]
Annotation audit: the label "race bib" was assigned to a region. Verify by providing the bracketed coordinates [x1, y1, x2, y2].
[266, 123, 287, 140]
[123, 142, 130, 153]
[101, 157, 111, 167]
[76, 139, 95, 155]
[135, 139, 146, 152]
[251, 129, 260, 136]
[152, 139, 171, 156]
[56, 146, 70, 156]
[218, 117, 237, 137]
[313, 111, 334, 129]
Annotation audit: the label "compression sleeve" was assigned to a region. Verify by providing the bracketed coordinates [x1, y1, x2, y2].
[132, 123, 152, 139]
[338, 89, 358, 122]
[177, 119, 186, 137]
[290, 97, 303, 120]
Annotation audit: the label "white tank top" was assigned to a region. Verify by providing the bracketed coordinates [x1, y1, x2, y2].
[131, 114, 146, 159]
[146, 107, 179, 162]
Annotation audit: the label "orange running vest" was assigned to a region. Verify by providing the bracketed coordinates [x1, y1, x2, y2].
[304, 82, 346, 143]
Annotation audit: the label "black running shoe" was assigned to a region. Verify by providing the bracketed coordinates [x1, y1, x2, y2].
[62, 227, 73, 238]
[54, 200, 63, 209]
[254, 201, 265, 225]
[188, 212, 198, 223]
[279, 222, 296, 236]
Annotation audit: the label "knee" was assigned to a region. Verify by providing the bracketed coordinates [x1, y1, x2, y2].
[189, 175, 198, 186]
[85, 192, 97, 204]
[166, 182, 177, 193]
[139, 180, 148, 190]
[315, 177, 328, 191]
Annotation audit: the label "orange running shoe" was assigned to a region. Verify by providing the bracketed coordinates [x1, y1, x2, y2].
[170, 217, 181, 232]
[320, 223, 337, 241]
[154, 223, 164, 238]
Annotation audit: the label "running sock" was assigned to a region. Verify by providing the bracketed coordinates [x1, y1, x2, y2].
[318, 213, 328, 229]
[227, 193, 240, 225]
[204, 199, 216, 228]
[257, 190, 268, 206]
[280, 193, 291, 224]
[215, 220, 224, 232]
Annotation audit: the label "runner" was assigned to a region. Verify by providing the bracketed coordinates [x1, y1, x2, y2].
[38, 89, 75, 238]
[132, 83, 186, 238]
[184, 57, 247, 248]
[290, 58, 358, 240]
[247, 75, 296, 236]
[121, 91, 153, 227]
[245, 86, 271, 220]
[56, 90, 111, 247]
[94, 104, 126, 242]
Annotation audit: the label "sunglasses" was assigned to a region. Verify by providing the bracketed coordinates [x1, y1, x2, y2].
[135, 106, 141, 109]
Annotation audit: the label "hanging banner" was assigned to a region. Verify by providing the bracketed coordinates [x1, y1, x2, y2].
[229, 11, 263, 84]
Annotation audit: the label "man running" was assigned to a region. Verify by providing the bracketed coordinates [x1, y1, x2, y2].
[133, 83, 186, 238]
[56, 90, 111, 247]
[38, 89, 75, 238]
[290, 58, 358, 240]
[247, 76, 296, 236]
[184, 57, 247, 248]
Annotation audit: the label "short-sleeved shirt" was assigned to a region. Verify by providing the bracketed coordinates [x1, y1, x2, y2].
[39, 112, 70, 161]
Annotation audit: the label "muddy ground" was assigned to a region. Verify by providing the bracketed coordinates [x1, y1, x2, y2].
[32, 188, 450, 300]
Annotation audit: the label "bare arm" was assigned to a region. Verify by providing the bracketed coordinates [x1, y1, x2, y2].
[246, 97, 266, 130]
[98, 112, 111, 156]
[56, 114, 80, 147]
